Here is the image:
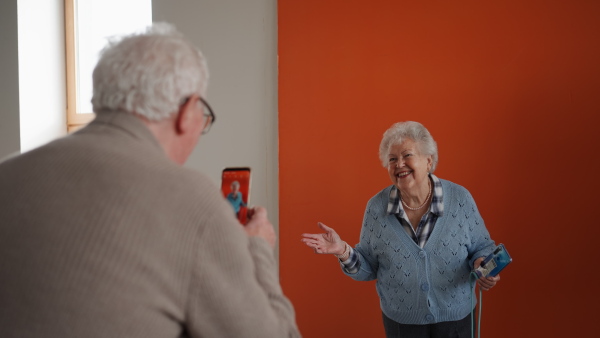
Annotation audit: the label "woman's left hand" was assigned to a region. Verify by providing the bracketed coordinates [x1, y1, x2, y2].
[473, 257, 501, 291]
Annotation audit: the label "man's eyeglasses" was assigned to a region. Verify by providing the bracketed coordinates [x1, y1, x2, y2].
[198, 97, 215, 134]
[181, 96, 216, 134]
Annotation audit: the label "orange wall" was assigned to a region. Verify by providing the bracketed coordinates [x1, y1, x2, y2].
[279, 1, 600, 337]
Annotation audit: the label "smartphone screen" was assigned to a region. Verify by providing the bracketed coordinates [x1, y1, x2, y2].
[221, 167, 251, 224]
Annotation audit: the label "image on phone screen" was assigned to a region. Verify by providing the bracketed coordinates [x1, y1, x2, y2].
[221, 167, 251, 224]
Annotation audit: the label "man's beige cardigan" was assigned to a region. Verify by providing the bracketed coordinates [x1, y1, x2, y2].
[0, 111, 300, 337]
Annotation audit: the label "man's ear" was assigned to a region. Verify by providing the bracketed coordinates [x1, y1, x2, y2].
[175, 96, 197, 135]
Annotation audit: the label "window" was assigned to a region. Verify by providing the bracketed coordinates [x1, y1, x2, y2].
[64, 0, 152, 132]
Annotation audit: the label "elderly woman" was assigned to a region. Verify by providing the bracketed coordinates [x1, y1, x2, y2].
[226, 180, 246, 216]
[302, 121, 500, 338]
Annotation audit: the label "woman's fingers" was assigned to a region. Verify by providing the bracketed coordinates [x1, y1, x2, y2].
[301, 233, 321, 240]
[301, 237, 329, 250]
[301, 237, 319, 246]
[301, 223, 341, 255]
[477, 275, 499, 291]
[318, 222, 334, 233]
[301, 234, 335, 255]
[301, 239, 325, 254]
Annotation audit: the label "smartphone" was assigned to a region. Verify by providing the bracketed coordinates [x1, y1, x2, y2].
[474, 243, 513, 278]
[221, 167, 251, 224]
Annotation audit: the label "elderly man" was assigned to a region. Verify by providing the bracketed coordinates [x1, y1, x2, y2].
[0, 23, 299, 338]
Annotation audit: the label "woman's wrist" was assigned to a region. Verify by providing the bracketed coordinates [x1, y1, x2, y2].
[334, 242, 350, 260]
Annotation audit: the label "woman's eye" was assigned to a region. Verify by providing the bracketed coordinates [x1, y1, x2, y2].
[388, 158, 397, 162]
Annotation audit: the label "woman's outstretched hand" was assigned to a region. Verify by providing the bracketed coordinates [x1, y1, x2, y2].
[301, 222, 346, 255]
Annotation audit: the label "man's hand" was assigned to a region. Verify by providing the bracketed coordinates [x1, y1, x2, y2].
[244, 207, 276, 249]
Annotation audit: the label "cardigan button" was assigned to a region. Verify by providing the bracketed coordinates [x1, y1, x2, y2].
[421, 283, 429, 291]
[419, 251, 426, 258]
[425, 314, 434, 322]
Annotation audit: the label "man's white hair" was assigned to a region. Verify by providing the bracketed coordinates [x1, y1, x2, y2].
[91, 22, 209, 121]
[378, 121, 439, 173]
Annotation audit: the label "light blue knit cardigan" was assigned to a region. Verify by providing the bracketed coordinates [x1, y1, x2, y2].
[344, 179, 495, 325]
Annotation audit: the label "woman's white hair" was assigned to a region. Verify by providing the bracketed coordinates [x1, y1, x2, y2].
[91, 22, 209, 121]
[378, 121, 439, 173]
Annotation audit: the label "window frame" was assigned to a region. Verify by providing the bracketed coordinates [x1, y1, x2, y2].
[64, 0, 95, 132]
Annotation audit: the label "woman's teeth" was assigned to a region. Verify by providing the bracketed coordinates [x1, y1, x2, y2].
[398, 171, 410, 178]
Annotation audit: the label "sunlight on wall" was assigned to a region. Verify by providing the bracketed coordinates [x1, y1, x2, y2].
[74, 0, 152, 115]
[17, 0, 66, 153]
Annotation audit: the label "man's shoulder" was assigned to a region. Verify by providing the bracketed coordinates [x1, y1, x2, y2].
[172, 166, 220, 195]
[0, 135, 75, 174]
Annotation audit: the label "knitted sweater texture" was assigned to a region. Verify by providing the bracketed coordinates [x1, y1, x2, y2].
[0, 112, 300, 338]
[345, 180, 495, 325]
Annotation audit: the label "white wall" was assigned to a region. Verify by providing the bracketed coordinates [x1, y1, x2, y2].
[152, 0, 280, 235]
[0, 0, 21, 160]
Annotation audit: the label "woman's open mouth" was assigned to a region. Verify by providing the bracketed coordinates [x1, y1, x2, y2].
[397, 171, 411, 179]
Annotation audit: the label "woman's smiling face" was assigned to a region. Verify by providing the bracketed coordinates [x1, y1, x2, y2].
[386, 139, 432, 194]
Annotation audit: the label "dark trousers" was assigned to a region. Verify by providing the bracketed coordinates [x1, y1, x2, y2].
[382, 312, 473, 338]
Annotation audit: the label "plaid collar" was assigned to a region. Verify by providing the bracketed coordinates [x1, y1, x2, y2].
[387, 173, 444, 217]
